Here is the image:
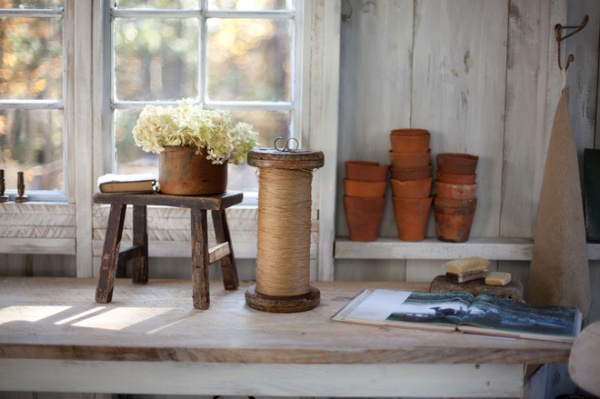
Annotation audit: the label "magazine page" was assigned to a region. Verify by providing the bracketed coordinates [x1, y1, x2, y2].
[333, 289, 475, 331]
[458, 294, 581, 342]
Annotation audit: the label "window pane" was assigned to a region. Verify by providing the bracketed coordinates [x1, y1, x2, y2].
[230, 110, 290, 148]
[1, 0, 63, 8]
[0, 109, 63, 191]
[0, 17, 63, 100]
[114, 109, 158, 175]
[208, 0, 292, 11]
[207, 18, 291, 102]
[114, 18, 199, 101]
[114, 0, 198, 9]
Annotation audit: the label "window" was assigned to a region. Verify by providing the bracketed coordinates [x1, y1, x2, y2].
[104, 0, 302, 199]
[0, 1, 66, 201]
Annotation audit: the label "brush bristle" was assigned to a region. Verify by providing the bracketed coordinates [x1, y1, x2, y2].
[443, 257, 490, 274]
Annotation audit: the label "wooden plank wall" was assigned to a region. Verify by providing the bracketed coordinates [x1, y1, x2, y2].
[335, 0, 600, 323]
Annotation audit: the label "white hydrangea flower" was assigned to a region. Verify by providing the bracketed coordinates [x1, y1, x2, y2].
[132, 99, 258, 165]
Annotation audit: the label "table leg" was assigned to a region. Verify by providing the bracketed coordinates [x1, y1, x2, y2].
[211, 209, 239, 290]
[96, 204, 127, 303]
[132, 205, 148, 284]
[191, 208, 209, 309]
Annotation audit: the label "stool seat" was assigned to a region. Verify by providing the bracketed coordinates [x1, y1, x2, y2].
[94, 191, 242, 309]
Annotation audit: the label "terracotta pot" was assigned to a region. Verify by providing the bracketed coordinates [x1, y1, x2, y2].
[390, 164, 432, 181]
[344, 195, 386, 242]
[159, 146, 228, 195]
[390, 129, 430, 152]
[392, 196, 433, 242]
[434, 181, 477, 199]
[436, 171, 476, 184]
[390, 177, 432, 198]
[345, 161, 389, 181]
[389, 149, 431, 168]
[344, 179, 387, 198]
[433, 196, 477, 242]
[437, 153, 479, 175]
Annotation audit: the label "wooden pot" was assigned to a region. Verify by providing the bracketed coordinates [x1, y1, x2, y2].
[159, 146, 227, 195]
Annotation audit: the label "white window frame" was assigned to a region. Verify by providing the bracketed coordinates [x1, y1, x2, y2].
[0, 0, 341, 281]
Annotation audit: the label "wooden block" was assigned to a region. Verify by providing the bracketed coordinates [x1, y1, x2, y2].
[429, 275, 524, 302]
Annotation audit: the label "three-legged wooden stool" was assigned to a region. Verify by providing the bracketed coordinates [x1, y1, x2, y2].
[93, 191, 242, 309]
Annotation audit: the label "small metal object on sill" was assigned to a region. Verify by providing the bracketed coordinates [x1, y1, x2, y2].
[15, 171, 28, 203]
[0, 169, 8, 203]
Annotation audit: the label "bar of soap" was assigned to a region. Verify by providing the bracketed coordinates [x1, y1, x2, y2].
[485, 272, 511, 286]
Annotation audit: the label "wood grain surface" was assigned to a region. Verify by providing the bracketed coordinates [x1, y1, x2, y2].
[0, 277, 571, 365]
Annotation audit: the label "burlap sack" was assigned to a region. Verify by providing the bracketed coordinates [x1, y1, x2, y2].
[527, 87, 591, 318]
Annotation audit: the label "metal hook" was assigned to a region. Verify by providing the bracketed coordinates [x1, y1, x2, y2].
[555, 15, 588, 72]
[274, 137, 299, 152]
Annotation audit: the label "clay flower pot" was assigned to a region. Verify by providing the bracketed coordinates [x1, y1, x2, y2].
[392, 196, 433, 242]
[390, 129, 430, 152]
[434, 181, 477, 199]
[390, 177, 432, 199]
[433, 196, 477, 242]
[436, 171, 476, 184]
[390, 165, 432, 181]
[344, 196, 386, 242]
[389, 149, 431, 168]
[344, 179, 387, 198]
[436, 153, 479, 175]
[345, 161, 389, 181]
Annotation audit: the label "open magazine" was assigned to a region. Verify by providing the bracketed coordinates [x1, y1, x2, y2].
[332, 289, 581, 342]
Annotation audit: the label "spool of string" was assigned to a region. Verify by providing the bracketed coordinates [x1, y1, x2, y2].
[256, 167, 313, 296]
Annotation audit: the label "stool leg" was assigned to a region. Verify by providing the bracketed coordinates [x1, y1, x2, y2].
[132, 205, 149, 284]
[96, 204, 127, 303]
[211, 209, 239, 290]
[191, 208, 210, 309]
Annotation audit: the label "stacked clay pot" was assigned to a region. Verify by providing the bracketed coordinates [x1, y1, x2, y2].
[389, 129, 432, 241]
[433, 153, 479, 242]
[343, 161, 388, 242]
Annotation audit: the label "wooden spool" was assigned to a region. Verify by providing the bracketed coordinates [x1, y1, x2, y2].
[245, 147, 324, 313]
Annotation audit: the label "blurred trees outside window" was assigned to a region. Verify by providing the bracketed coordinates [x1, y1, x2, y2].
[0, 1, 64, 193]
[112, 0, 297, 194]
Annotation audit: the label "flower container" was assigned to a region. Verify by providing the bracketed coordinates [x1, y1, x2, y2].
[159, 146, 228, 195]
[436, 171, 477, 184]
[390, 177, 432, 199]
[392, 196, 433, 242]
[389, 149, 431, 168]
[345, 161, 389, 181]
[436, 153, 479, 175]
[344, 179, 387, 198]
[390, 129, 430, 152]
[390, 165, 432, 181]
[344, 195, 386, 242]
[434, 181, 477, 199]
[433, 196, 477, 242]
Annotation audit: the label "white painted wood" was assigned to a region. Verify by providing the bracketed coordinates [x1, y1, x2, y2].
[311, 0, 341, 281]
[70, 0, 94, 277]
[0, 360, 524, 398]
[0, 239, 76, 255]
[336, 237, 533, 260]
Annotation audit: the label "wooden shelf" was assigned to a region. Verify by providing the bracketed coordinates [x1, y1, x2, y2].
[335, 237, 600, 261]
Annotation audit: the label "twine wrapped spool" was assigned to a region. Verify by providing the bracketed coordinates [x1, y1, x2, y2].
[245, 147, 324, 313]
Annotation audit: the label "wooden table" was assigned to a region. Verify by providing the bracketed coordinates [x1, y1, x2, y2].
[0, 278, 571, 397]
